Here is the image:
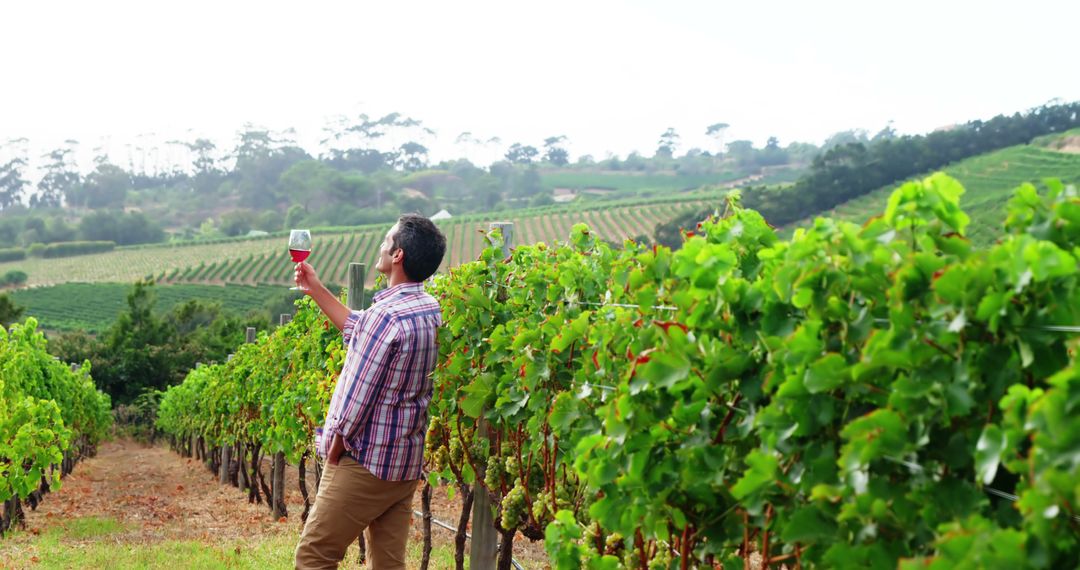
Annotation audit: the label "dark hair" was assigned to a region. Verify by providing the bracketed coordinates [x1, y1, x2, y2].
[391, 214, 447, 282]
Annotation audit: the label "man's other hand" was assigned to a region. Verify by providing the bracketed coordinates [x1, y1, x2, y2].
[327, 433, 346, 466]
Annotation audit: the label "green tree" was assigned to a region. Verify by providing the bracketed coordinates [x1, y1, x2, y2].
[285, 204, 308, 229]
[233, 125, 310, 209]
[397, 142, 429, 171]
[543, 136, 570, 166]
[218, 209, 258, 236]
[279, 160, 344, 211]
[653, 206, 711, 249]
[1, 269, 28, 287]
[166, 298, 262, 368]
[505, 143, 539, 165]
[79, 211, 164, 245]
[81, 162, 131, 209]
[184, 138, 223, 194]
[725, 139, 757, 168]
[706, 122, 730, 156]
[821, 128, 870, 151]
[0, 157, 29, 210]
[758, 136, 790, 166]
[520, 166, 543, 197]
[33, 143, 80, 208]
[871, 120, 897, 142]
[656, 127, 680, 158]
[80, 281, 173, 403]
[0, 293, 25, 327]
[255, 210, 284, 232]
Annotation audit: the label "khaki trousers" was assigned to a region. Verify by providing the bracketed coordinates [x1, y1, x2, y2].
[295, 456, 420, 570]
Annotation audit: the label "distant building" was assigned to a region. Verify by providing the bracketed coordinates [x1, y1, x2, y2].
[430, 209, 453, 220]
[553, 188, 578, 203]
[402, 187, 429, 200]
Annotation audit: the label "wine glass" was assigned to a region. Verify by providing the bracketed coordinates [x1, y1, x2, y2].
[288, 229, 311, 290]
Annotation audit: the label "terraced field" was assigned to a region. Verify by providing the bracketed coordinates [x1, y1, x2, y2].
[9, 283, 290, 333]
[539, 171, 737, 193]
[0, 194, 721, 288]
[163, 201, 709, 287]
[793, 144, 1080, 245]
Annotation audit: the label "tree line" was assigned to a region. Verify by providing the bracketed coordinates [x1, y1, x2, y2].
[741, 101, 1080, 226]
[0, 114, 817, 251]
[42, 281, 269, 404]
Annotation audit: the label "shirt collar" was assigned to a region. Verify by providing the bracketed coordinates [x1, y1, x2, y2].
[372, 281, 426, 304]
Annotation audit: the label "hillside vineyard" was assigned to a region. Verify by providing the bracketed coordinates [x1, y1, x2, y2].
[157, 174, 1080, 568]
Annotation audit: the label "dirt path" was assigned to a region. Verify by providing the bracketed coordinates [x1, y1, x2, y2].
[0, 438, 548, 568]
[4, 439, 294, 544]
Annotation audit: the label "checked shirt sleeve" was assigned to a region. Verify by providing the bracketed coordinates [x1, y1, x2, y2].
[326, 308, 399, 449]
[341, 310, 363, 346]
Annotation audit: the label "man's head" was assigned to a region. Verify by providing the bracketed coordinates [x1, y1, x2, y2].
[376, 214, 447, 282]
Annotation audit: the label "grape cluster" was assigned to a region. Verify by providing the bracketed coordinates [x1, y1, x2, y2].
[500, 484, 527, 528]
[647, 547, 672, 570]
[449, 435, 464, 465]
[483, 455, 503, 490]
[428, 446, 449, 471]
[504, 455, 520, 480]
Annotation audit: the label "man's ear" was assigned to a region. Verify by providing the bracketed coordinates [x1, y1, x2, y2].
[391, 248, 405, 264]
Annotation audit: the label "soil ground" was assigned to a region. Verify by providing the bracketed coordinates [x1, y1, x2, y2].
[0, 438, 548, 569]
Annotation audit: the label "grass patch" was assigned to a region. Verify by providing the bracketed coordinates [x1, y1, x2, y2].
[1, 517, 469, 570]
[40, 516, 129, 541]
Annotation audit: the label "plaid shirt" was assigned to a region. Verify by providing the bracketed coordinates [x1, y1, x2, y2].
[316, 282, 442, 481]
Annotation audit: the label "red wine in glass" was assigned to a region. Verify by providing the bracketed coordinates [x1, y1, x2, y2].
[288, 229, 312, 290]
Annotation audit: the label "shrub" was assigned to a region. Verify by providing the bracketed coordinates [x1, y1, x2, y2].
[0, 248, 26, 262]
[1, 270, 28, 287]
[41, 241, 116, 258]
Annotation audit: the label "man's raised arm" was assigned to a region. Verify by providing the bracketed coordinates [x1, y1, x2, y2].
[294, 261, 352, 331]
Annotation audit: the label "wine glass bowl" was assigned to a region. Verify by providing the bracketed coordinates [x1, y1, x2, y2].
[288, 229, 312, 290]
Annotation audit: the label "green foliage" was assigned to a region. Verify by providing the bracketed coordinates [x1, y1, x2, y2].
[429, 174, 1080, 567]
[0, 248, 26, 263]
[0, 294, 24, 328]
[39, 240, 116, 258]
[538, 172, 728, 195]
[0, 318, 111, 503]
[796, 144, 1080, 247]
[78, 211, 164, 246]
[155, 173, 1080, 567]
[11, 283, 285, 333]
[0, 270, 27, 288]
[157, 296, 344, 459]
[652, 206, 714, 250]
[45, 281, 268, 404]
[745, 100, 1080, 227]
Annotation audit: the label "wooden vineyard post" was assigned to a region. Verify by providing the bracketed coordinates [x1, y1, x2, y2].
[194, 362, 204, 466]
[271, 452, 287, 518]
[471, 222, 513, 570]
[346, 263, 369, 562]
[219, 439, 232, 485]
[236, 327, 257, 491]
[348, 262, 366, 310]
[267, 319, 289, 518]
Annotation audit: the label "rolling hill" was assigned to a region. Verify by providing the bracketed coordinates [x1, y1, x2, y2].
[4, 193, 727, 331]
[0, 192, 724, 290]
[789, 143, 1080, 245]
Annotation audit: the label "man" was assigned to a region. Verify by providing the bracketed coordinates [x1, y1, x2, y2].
[293, 214, 446, 569]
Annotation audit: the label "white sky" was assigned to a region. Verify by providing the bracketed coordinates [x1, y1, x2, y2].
[2, 0, 1079, 169]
